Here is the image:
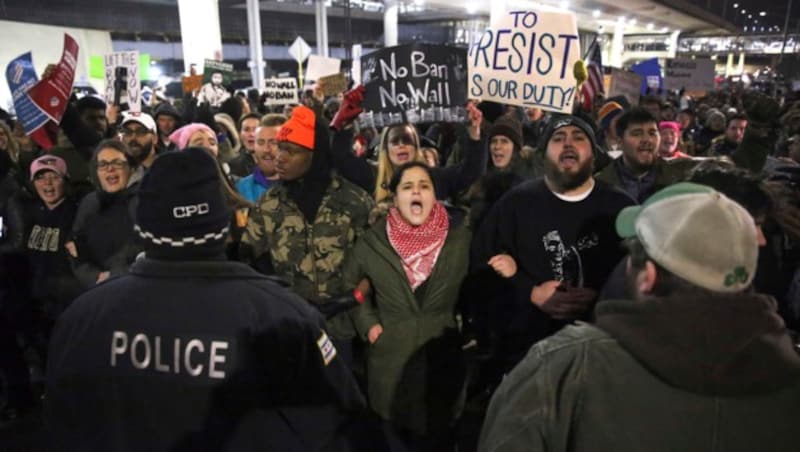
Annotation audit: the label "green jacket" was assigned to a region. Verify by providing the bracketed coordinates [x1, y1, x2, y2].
[479, 294, 800, 452]
[345, 214, 471, 434]
[241, 175, 375, 338]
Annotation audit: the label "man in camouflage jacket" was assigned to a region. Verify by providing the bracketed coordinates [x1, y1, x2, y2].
[240, 105, 375, 345]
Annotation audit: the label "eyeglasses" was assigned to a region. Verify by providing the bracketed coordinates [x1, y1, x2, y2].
[33, 173, 63, 183]
[97, 159, 129, 171]
[120, 128, 151, 138]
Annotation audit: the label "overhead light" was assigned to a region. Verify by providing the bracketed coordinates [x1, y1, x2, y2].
[465, 2, 477, 14]
[661, 27, 669, 33]
[560, 1, 569, 9]
[761, 26, 765, 31]
[759, 11, 766, 16]
[744, 26, 748, 31]
[618, 16, 627, 23]
[741, 9, 746, 14]
[754, 19, 758, 23]
[414, 0, 424, 5]
[592, 9, 601, 18]
[733, 3, 739, 7]
[629, 18, 637, 25]
[748, 14, 752, 18]
[646, 23, 654, 30]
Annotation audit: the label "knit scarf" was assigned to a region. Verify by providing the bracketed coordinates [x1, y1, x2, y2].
[386, 201, 449, 291]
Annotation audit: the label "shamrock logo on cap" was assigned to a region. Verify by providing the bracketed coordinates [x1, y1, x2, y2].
[724, 266, 749, 287]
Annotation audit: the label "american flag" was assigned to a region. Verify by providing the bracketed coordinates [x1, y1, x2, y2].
[581, 40, 604, 112]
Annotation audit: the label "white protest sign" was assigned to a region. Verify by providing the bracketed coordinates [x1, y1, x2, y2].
[468, 9, 581, 114]
[663, 58, 715, 91]
[263, 77, 298, 105]
[104, 51, 140, 112]
[288, 37, 312, 63]
[305, 55, 341, 81]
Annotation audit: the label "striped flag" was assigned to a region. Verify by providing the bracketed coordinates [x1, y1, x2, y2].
[581, 40, 604, 112]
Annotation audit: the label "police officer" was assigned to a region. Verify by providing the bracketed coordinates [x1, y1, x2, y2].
[45, 147, 365, 451]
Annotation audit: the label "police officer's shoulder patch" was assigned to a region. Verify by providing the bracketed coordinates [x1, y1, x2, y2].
[316, 330, 337, 366]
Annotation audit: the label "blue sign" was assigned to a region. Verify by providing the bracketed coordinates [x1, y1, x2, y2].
[630, 58, 663, 95]
[5, 52, 50, 135]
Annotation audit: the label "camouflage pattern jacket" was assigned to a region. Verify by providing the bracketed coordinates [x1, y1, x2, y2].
[241, 174, 375, 338]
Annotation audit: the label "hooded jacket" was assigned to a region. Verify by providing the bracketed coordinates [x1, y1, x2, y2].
[479, 292, 800, 452]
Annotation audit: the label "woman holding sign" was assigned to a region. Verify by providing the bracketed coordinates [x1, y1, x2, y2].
[330, 87, 487, 217]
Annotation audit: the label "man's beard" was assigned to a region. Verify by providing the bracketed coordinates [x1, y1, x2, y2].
[128, 139, 153, 165]
[544, 153, 594, 192]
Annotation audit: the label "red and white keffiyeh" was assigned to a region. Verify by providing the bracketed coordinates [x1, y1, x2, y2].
[386, 201, 449, 291]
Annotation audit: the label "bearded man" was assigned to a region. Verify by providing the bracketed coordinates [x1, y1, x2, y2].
[472, 115, 635, 373]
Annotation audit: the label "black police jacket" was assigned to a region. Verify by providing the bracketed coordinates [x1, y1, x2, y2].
[45, 257, 365, 451]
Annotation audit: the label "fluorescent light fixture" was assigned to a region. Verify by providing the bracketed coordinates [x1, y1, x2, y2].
[661, 27, 669, 33]
[629, 18, 637, 25]
[592, 9, 601, 18]
[759, 11, 766, 16]
[465, 2, 477, 14]
[646, 23, 654, 30]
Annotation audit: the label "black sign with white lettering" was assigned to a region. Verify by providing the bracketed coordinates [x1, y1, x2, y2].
[360, 44, 467, 125]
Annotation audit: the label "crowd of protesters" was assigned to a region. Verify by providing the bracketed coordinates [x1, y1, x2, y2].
[1, 65, 800, 451]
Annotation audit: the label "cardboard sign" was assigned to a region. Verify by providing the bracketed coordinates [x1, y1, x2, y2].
[305, 55, 341, 81]
[288, 36, 312, 63]
[607, 68, 642, 107]
[5, 52, 53, 150]
[104, 50, 140, 112]
[28, 33, 79, 123]
[319, 73, 348, 96]
[360, 44, 467, 126]
[181, 74, 203, 93]
[468, 10, 581, 114]
[263, 77, 298, 105]
[663, 58, 715, 92]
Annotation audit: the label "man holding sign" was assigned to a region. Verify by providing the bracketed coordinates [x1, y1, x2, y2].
[468, 10, 580, 114]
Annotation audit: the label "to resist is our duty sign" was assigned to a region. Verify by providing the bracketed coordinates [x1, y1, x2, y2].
[468, 9, 581, 114]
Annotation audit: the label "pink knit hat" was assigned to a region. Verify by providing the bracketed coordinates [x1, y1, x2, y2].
[168, 123, 216, 150]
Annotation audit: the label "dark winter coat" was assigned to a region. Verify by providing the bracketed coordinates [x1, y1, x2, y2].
[46, 258, 365, 451]
[346, 212, 470, 434]
[479, 293, 800, 452]
[70, 187, 141, 288]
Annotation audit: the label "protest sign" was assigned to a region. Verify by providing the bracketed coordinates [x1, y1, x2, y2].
[182, 74, 203, 93]
[319, 73, 348, 96]
[104, 50, 140, 112]
[28, 33, 79, 124]
[631, 58, 662, 95]
[5, 52, 53, 150]
[305, 55, 341, 81]
[467, 10, 581, 114]
[263, 77, 298, 105]
[199, 59, 233, 107]
[607, 68, 642, 106]
[360, 44, 467, 126]
[202, 59, 233, 86]
[663, 58, 715, 91]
